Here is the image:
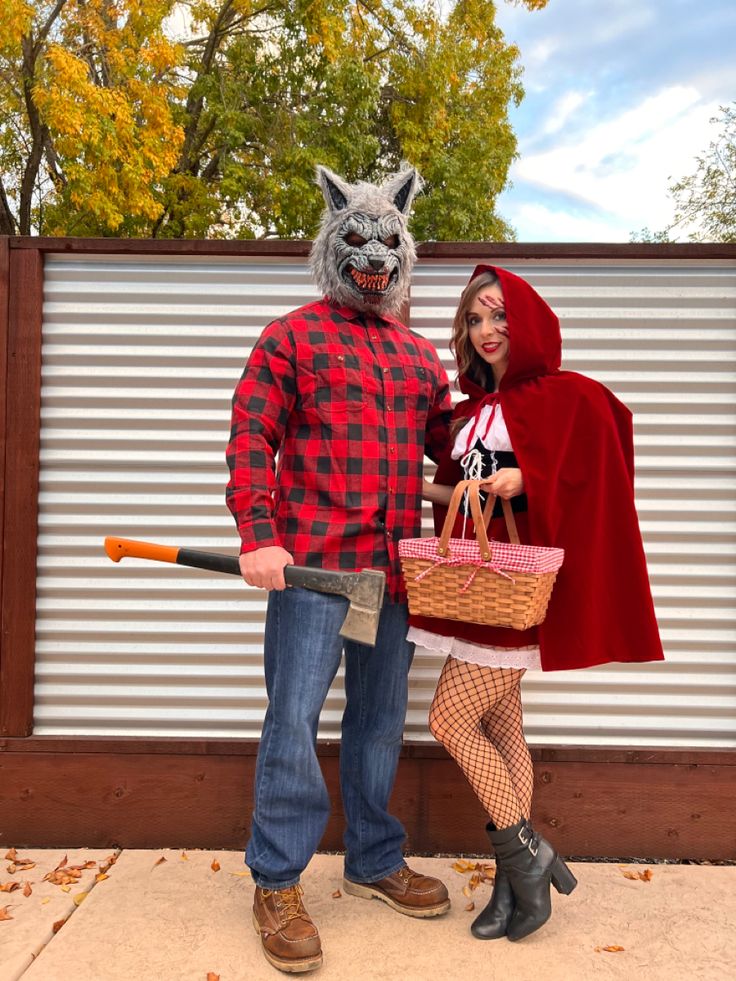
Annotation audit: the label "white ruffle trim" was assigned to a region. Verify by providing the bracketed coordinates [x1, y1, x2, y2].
[408, 626, 542, 670]
[452, 404, 514, 457]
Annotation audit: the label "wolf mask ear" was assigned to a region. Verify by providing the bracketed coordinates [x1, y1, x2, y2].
[316, 166, 352, 212]
[381, 167, 421, 215]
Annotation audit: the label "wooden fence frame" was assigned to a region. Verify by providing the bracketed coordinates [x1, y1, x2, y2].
[1, 237, 734, 859]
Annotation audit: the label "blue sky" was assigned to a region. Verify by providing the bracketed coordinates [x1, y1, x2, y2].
[492, 0, 736, 241]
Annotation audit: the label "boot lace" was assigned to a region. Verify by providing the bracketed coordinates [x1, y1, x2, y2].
[396, 866, 419, 884]
[265, 884, 306, 922]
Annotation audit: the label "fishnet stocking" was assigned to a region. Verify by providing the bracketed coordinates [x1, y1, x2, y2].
[428, 657, 533, 829]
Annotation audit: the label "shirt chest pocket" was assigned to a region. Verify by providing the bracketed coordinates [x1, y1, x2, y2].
[300, 352, 366, 419]
[389, 363, 432, 412]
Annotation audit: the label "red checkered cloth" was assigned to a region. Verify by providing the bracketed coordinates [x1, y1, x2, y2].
[398, 536, 564, 576]
[226, 298, 452, 599]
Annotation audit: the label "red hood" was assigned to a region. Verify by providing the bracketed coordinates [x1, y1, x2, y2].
[458, 264, 561, 395]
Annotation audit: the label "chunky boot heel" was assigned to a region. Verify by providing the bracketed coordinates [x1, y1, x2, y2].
[550, 857, 577, 895]
[488, 818, 575, 942]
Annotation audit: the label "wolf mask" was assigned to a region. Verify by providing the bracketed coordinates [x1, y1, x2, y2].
[309, 165, 421, 316]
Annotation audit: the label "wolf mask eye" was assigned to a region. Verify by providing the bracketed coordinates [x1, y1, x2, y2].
[345, 232, 367, 247]
[383, 234, 399, 249]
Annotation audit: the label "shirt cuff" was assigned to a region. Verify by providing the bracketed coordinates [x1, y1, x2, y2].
[237, 520, 282, 554]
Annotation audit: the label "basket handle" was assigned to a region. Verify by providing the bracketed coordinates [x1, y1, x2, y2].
[478, 481, 521, 545]
[437, 480, 520, 560]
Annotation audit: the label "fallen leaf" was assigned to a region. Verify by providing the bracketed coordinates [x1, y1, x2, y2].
[181, 851, 189, 861]
[603, 945, 625, 953]
[0, 905, 13, 921]
[58, 855, 68, 869]
[451, 859, 496, 885]
[153, 856, 167, 869]
[52, 917, 67, 934]
[73, 893, 87, 906]
[207, 974, 220, 981]
[228, 871, 251, 878]
[465, 901, 475, 912]
[23, 882, 32, 897]
[99, 854, 118, 875]
[41, 897, 50, 905]
[95, 873, 109, 883]
[451, 859, 477, 874]
[0, 882, 20, 893]
[462, 884, 472, 898]
[44, 865, 82, 887]
[4, 849, 17, 862]
[60, 885, 71, 893]
[621, 868, 653, 882]
[332, 889, 342, 899]
[210, 859, 221, 873]
[5, 865, 16, 875]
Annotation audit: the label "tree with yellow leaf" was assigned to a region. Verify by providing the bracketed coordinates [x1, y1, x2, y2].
[0, 0, 183, 235]
[0, 1, 548, 239]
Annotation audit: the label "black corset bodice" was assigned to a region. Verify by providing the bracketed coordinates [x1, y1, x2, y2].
[458, 439, 528, 518]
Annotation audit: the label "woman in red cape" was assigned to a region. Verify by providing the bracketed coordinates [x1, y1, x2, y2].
[411, 265, 663, 943]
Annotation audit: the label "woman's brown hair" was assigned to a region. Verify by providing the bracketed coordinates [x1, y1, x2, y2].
[451, 270, 501, 389]
[448, 270, 502, 437]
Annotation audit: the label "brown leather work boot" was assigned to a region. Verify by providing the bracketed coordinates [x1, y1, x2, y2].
[343, 865, 450, 917]
[252, 884, 323, 973]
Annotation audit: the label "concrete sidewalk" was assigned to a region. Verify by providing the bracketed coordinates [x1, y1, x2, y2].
[0, 849, 732, 981]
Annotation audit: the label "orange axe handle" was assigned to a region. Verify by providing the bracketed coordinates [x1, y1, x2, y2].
[104, 537, 241, 576]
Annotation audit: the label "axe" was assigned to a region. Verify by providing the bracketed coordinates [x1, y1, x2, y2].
[103, 537, 386, 647]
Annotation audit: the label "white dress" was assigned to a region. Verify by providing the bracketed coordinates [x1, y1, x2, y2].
[407, 404, 542, 671]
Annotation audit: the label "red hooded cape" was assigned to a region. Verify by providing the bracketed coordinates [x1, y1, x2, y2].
[416, 265, 664, 672]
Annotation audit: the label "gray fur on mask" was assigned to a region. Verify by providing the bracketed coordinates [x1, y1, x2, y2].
[309, 165, 421, 316]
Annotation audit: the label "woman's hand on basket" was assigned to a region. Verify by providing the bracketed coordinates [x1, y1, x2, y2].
[480, 468, 524, 500]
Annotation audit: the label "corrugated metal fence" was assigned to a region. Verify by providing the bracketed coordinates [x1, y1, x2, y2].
[33, 253, 736, 746]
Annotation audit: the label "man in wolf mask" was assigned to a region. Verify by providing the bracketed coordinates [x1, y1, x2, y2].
[226, 166, 452, 973]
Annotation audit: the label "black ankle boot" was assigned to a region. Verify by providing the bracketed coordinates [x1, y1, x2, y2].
[488, 818, 577, 942]
[471, 822, 514, 940]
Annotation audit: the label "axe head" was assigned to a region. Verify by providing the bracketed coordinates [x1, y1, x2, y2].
[339, 569, 386, 647]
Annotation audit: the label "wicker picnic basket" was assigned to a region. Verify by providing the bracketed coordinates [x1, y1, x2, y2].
[399, 479, 564, 630]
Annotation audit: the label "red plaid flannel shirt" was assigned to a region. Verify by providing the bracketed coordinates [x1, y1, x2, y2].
[226, 299, 452, 599]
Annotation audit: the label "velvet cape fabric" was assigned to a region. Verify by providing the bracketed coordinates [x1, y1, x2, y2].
[411, 265, 664, 672]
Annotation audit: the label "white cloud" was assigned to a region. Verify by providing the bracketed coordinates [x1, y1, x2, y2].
[587, 5, 657, 45]
[510, 85, 721, 237]
[501, 201, 627, 242]
[541, 91, 590, 136]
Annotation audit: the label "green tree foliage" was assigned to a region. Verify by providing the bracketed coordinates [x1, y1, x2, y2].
[631, 103, 735, 244]
[0, 1, 183, 236]
[668, 103, 735, 243]
[0, 0, 548, 239]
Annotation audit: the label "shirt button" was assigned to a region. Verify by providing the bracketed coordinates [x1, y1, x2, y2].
[383, 367, 389, 374]
[389, 446, 396, 454]
[386, 404, 393, 412]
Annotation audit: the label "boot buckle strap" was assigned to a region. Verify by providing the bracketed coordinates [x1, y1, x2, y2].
[517, 825, 539, 856]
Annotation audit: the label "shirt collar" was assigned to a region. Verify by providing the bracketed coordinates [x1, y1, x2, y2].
[322, 297, 403, 330]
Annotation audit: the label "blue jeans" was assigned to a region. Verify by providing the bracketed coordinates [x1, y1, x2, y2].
[246, 587, 414, 889]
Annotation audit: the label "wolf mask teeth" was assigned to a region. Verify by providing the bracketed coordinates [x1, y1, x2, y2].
[309, 165, 421, 315]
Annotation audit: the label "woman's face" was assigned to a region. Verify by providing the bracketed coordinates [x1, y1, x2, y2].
[466, 283, 510, 378]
